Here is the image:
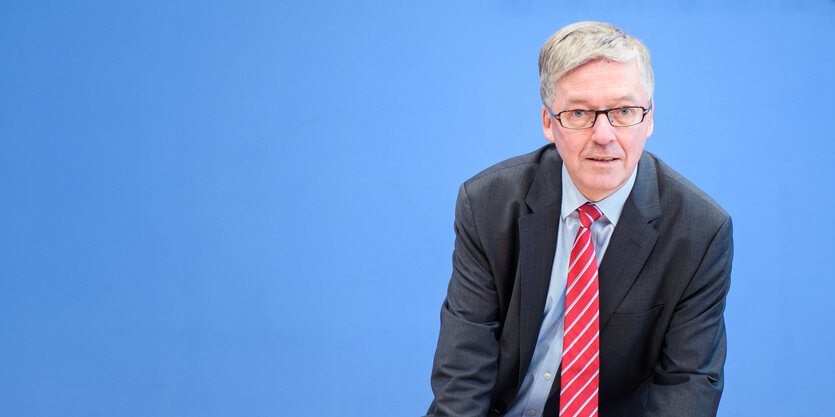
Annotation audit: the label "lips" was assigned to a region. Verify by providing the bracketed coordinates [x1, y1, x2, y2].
[588, 157, 618, 161]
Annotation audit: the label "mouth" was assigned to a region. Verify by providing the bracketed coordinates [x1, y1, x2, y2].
[587, 157, 618, 162]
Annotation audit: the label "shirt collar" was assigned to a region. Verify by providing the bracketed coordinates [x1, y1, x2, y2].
[560, 163, 638, 226]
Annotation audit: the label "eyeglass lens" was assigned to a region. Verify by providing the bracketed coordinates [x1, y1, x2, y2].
[560, 107, 645, 128]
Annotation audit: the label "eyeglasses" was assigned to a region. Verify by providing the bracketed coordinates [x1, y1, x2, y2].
[546, 101, 652, 129]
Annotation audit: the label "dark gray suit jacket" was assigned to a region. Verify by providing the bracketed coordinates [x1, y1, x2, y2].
[427, 145, 732, 417]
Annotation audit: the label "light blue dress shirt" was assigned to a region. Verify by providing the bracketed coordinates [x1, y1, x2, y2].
[505, 165, 637, 417]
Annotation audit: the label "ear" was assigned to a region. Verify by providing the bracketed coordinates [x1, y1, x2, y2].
[645, 100, 654, 138]
[542, 105, 556, 143]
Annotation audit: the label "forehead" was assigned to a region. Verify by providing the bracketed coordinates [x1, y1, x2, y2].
[554, 59, 647, 107]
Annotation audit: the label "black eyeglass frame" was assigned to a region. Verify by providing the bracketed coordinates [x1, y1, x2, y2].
[546, 101, 653, 129]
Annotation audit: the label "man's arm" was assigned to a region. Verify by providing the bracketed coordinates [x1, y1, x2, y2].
[645, 216, 733, 416]
[428, 184, 501, 417]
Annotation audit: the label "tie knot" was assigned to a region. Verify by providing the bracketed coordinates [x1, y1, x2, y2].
[576, 203, 602, 228]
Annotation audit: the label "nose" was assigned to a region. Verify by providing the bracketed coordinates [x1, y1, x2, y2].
[590, 112, 616, 143]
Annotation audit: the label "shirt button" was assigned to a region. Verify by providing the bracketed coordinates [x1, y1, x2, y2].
[544, 372, 551, 380]
[529, 410, 537, 415]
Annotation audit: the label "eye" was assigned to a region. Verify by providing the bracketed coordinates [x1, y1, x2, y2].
[618, 107, 634, 116]
[570, 110, 587, 119]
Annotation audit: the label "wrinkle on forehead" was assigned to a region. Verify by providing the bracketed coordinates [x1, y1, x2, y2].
[563, 94, 640, 108]
[552, 59, 648, 109]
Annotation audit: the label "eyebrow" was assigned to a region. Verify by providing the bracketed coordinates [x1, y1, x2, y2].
[564, 95, 638, 107]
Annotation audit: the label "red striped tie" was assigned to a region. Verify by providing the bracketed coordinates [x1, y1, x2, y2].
[560, 203, 603, 417]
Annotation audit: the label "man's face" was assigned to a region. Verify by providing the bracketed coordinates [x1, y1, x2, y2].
[542, 58, 654, 202]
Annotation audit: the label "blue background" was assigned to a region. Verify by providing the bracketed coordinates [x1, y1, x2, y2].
[2, 1, 834, 415]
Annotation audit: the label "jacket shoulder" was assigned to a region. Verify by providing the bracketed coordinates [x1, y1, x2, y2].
[647, 152, 730, 227]
[462, 145, 555, 203]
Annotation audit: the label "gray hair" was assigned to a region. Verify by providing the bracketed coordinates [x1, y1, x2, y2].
[538, 21, 654, 107]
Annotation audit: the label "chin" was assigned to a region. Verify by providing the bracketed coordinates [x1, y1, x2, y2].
[582, 181, 622, 200]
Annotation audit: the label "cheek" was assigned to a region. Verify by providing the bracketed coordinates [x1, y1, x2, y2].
[555, 133, 587, 155]
[623, 133, 648, 156]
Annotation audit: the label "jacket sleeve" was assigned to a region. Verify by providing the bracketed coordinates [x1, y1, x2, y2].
[645, 216, 733, 416]
[427, 184, 502, 417]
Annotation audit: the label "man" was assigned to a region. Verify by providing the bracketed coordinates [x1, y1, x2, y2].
[426, 22, 732, 417]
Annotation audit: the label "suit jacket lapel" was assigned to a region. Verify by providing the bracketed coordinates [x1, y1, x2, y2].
[515, 150, 663, 384]
[598, 153, 662, 329]
[517, 148, 562, 385]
